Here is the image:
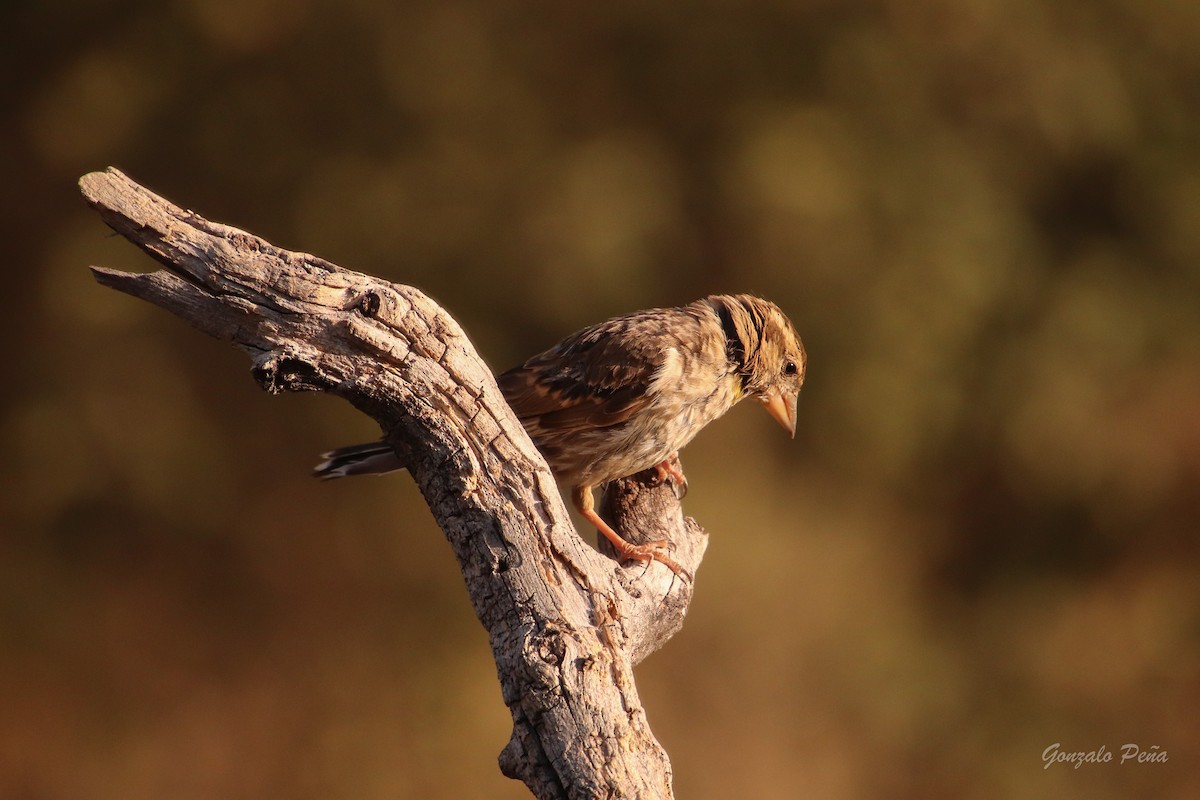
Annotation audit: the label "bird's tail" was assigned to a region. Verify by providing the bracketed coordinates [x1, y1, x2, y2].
[313, 441, 405, 480]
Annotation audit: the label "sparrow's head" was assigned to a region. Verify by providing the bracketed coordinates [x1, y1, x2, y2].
[706, 294, 806, 437]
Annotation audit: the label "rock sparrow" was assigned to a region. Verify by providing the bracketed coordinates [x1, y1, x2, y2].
[315, 294, 805, 575]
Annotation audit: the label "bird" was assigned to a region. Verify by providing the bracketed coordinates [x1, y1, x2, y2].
[314, 294, 805, 575]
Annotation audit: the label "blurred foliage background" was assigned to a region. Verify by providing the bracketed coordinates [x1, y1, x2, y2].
[3, 0, 1198, 797]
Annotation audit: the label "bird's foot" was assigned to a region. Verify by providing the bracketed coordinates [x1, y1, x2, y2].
[577, 485, 689, 578]
[612, 538, 687, 577]
[651, 453, 688, 499]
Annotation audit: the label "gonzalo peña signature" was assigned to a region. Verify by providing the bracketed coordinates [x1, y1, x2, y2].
[1042, 743, 1168, 769]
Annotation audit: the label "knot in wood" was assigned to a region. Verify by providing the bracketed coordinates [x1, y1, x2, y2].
[251, 351, 327, 394]
[533, 626, 567, 667]
[358, 290, 382, 318]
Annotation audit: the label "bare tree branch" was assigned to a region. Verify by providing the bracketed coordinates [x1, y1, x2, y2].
[81, 168, 708, 800]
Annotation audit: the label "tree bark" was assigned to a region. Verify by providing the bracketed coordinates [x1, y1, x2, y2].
[81, 168, 708, 800]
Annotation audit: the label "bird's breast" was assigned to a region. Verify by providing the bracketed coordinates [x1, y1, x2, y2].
[546, 369, 741, 487]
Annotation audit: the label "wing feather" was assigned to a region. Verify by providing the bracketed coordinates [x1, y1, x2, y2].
[496, 309, 685, 432]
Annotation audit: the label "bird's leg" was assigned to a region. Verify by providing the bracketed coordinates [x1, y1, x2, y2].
[651, 452, 688, 499]
[572, 485, 685, 576]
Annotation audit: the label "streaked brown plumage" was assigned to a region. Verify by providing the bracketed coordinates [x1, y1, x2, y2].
[315, 294, 805, 575]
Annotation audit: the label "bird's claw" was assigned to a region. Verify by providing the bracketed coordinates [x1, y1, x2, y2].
[615, 539, 687, 577]
[651, 454, 689, 499]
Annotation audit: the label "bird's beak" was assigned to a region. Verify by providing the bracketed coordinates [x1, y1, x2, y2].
[761, 390, 798, 438]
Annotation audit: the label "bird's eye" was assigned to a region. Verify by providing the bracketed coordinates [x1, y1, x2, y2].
[783, 360, 798, 376]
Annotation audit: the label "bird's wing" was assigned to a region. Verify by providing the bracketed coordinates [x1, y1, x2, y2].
[497, 310, 680, 432]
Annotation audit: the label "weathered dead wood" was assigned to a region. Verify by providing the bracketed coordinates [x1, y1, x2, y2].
[81, 168, 708, 800]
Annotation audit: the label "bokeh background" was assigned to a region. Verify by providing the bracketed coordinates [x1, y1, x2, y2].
[3, 1, 1198, 797]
